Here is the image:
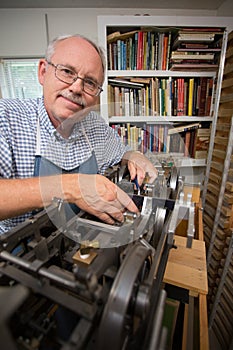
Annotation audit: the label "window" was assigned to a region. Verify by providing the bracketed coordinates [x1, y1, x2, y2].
[0, 59, 42, 99]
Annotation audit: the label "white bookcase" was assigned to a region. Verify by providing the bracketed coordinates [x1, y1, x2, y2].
[97, 15, 231, 186]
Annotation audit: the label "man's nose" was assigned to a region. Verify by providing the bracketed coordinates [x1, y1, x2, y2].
[70, 77, 84, 92]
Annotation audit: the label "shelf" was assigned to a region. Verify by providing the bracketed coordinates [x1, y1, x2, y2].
[108, 70, 216, 78]
[109, 116, 213, 124]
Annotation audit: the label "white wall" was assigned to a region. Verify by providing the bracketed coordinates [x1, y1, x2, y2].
[0, 7, 233, 57]
[217, 0, 233, 16]
[0, 9, 47, 57]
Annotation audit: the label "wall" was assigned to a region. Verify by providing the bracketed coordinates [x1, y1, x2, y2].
[0, 8, 233, 57]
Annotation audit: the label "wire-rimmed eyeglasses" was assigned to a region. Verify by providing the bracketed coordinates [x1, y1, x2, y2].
[47, 61, 103, 97]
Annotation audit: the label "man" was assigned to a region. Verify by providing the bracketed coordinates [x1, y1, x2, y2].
[0, 34, 157, 234]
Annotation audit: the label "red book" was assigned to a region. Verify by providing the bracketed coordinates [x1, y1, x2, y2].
[205, 78, 214, 116]
[162, 35, 168, 70]
[184, 130, 191, 156]
[198, 77, 208, 116]
[136, 31, 144, 70]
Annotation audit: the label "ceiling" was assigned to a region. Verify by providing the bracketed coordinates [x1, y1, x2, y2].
[0, 0, 230, 11]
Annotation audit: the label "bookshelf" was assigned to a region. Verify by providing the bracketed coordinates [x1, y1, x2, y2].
[97, 16, 230, 179]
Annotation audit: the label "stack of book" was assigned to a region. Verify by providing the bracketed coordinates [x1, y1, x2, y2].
[193, 127, 211, 159]
[170, 27, 223, 71]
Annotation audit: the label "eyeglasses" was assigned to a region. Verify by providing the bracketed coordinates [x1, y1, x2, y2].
[46, 61, 103, 96]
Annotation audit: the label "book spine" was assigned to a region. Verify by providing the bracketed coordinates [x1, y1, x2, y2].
[188, 78, 194, 116]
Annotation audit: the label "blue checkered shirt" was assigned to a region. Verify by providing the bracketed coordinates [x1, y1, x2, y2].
[0, 97, 130, 233]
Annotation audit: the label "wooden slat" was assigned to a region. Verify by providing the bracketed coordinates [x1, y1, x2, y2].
[182, 303, 189, 350]
[208, 255, 219, 270]
[209, 172, 222, 184]
[225, 181, 233, 192]
[205, 192, 218, 207]
[218, 108, 233, 117]
[203, 203, 216, 218]
[203, 212, 214, 228]
[224, 192, 233, 204]
[210, 161, 224, 172]
[224, 63, 233, 75]
[220, 94, 233, 103]
[221, 205, 233, 216]
[197, 205, 210, 350]
[207, 183, 220, 196]
[164, 235, 208, 295]
[221, 76, 233, 88]
[204, 225, 212, 238]
[199, 293, 209, 350]
[227, 31, 233, 42]
[216, 123, 232, 131]
[216, 227, 229, 240]
[214, 136, 228, 146]
[196, 201, 204, 240]
[212, 149, 228, 160]
[219, 216, 230, 228]
[212, 246, 223, 260]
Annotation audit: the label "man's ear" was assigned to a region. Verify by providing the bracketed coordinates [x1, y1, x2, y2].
[38, 59, 47, 85]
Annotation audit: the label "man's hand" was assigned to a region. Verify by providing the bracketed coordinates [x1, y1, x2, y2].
[122, 151, 158, 186]
[74, 174, 139, 224]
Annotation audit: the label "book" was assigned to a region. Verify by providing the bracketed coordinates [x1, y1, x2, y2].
[162, 34, 169, 70]
[181, 43, 210, 49]
[177, 27, 223, 32]
[188, 78, 194, 116]
[108, 78, 144, 88]
[114, 85, 121, 116]
[130, 77, 151, 84]
[177, 78, 185, 116]
[168, 122, 200, 135]
[172, 33, 215, 50]
[107, 30, 137, 43]
[170, 63, 218, 71]
[171, 52, 215, 60]
[174, 33, 215, 42]
[198, 77, 208, 116]
[184, 130, 191, 156]
[177, 47, 221, 52]
[137, 31, 144, 70]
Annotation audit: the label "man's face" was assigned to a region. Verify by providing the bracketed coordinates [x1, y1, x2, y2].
[38, 37, 104, 128]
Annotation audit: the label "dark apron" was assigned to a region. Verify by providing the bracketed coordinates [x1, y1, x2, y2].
[34, 118, 98, 220]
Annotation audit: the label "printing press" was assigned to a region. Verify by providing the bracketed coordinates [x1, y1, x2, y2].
[0, 163, 196, 350]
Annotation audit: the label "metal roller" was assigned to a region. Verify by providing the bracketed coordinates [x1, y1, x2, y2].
[151, 207, 167, 248]
[168, 166, 178, 191]
[97, 241, 152, 350]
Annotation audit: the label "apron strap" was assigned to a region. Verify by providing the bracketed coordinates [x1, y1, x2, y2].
[81, 123, 93, 152]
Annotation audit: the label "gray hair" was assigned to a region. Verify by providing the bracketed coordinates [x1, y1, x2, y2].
[45, 34, 106, 78]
